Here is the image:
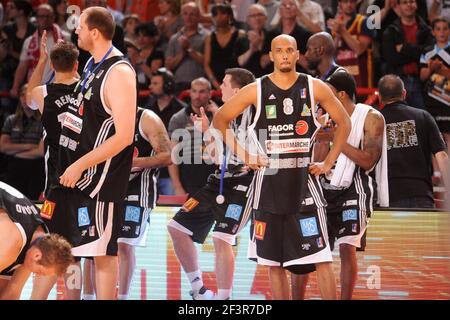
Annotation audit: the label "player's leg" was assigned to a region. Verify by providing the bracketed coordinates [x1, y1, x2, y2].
[290, 273, 309, 300]
[167, 193, 216, 299]
[315, 262, 337, 300]
[212, 237, 234, 300]
[269, 266, 290, 300]
[94, 255, 118, 300]
[0, 278, 9, 296]
[118, 242, 135, 300]
[339, 243, 357, 300]
[82, 259, 96, 300]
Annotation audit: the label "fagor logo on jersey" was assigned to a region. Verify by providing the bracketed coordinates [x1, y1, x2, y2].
[40, 200, 56, 220]
[265, 138, 310, 154]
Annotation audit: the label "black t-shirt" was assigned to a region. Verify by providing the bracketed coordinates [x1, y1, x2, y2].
[3, 22, 36, 56]
[235, 29, 267, 78]
[380, 101, 447, 202]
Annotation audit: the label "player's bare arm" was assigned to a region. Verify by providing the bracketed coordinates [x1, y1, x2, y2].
[310, 78, 351, 176]
[213, 82, 267, 169]
[341, 110, 384, 171]
[133, 110, 172, 169]
[26, 30, 48, 112]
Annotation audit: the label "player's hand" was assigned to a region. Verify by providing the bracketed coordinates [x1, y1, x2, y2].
[190, 107, 210, 132]
[246, 153, 269, 170]
[59, 162, 83, 188]
[309, 161, 332, 177]
[39, 30, 49, 62]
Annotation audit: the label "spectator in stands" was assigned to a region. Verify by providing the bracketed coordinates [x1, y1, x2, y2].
[204, 3, 245, 89]
[125, 0, 160, 23]
[48, 0, 70, 34]
[260, 0, 312, 73]
[10, 4, 68, 98]
[0, 85, 45, 200]
[135, 22, 165, 88]
[271, 0, 324, 33]
[420, 17, 450, 148]
[0, 29, 18, 115]
[146, 68, 186, 195]
[236, 3, 268, 78]
[382, 0, 434, 109]
[257, 0, 280, 28]
[166, 1, 207, 95]
[122, 13, 140, 42]
[155, 0, 183, 43]
[328, 0, 376, 88]
[1, 0, 35, 61]
[379, 74, 449, 208]
[168, 77, 217, 196]
[427, 0, 450, 21]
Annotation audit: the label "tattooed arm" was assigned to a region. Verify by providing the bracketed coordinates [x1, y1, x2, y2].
[341, 110, 385, 171]
[132, 110, 172, 169]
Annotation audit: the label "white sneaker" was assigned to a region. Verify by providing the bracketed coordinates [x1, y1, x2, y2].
[189, 287, 215, 300]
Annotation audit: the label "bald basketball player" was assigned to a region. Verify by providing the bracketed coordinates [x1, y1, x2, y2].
[213, 34, 351, 300]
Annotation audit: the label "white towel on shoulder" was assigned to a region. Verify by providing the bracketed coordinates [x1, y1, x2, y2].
[331, 103, 371, 188]
[330, 103, 389, 207]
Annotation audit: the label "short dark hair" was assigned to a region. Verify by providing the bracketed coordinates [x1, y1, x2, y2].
[32, 234, 74, 275]
[378, 74, 405, 102]
[13, 0, 33, 17]
[211, 3, 234, 18]
[431, 16, 450, 29]
[325, 70, 356, 100]
[135, 22, 159, 38]
[225, 68, 255, 89]
[50, 42, 79, 72]
[84, 6, 115, 40]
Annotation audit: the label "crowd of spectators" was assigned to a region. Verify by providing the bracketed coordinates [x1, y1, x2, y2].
[0, 0, 448, 208]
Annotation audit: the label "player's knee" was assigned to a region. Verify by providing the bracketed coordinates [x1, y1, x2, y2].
[118, 243, 134, 258]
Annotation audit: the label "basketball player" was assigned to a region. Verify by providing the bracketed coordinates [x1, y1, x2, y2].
[292, 71, 388, 300]
[213, 35, 351, 300]
[168, 68, 256, 300]
[25, 31, 82, 300]
[117, 107, 171, 300]
[55, 6, 136, 300]
[0, 181, 73, 300]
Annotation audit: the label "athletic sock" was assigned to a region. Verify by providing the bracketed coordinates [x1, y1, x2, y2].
[187, 270, 203, 291]
[216, 289, 232, 300]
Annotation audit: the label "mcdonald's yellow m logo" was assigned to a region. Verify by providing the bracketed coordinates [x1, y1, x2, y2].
[254, 220, 266, 240]
[40, 200, 56, 220]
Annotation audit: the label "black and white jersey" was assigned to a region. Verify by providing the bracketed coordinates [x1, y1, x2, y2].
[125, 108, 159, 209]
[42, 82, 77, 197]
[0, 181, 47, 272]
[59, 55, 136, 202]
[209, 105, 256, 179]
[248, 74, 326, 215]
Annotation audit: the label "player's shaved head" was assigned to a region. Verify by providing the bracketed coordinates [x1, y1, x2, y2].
[271, 34, 297, 51]
[307, 32, 335, 57]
